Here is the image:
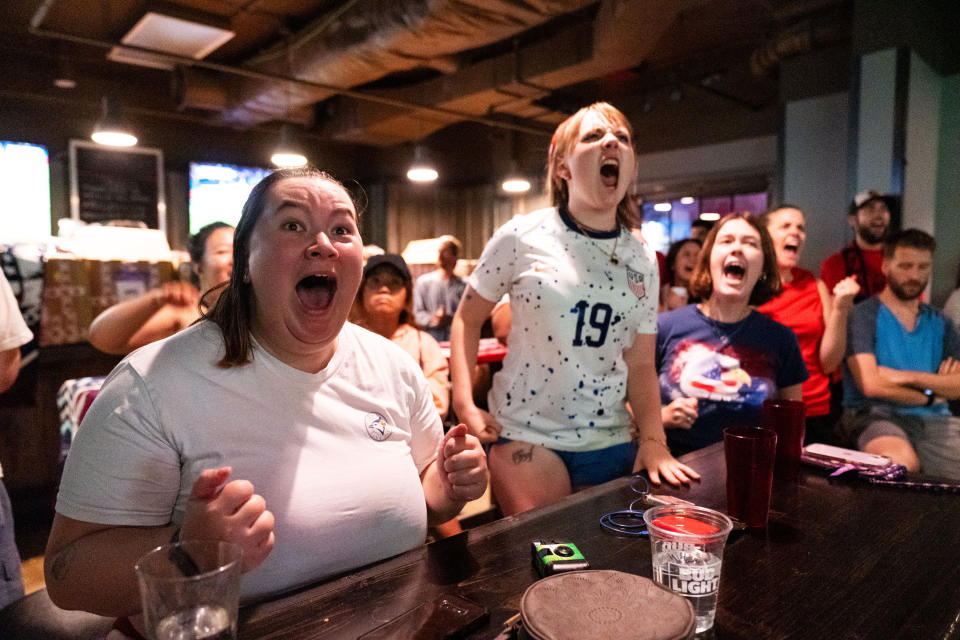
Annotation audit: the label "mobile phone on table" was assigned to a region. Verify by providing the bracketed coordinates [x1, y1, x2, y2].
[803, 443, 891, 468]
[357, 593, 489, 639]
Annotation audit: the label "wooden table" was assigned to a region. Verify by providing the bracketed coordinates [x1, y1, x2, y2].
[238, 444, 960, 639]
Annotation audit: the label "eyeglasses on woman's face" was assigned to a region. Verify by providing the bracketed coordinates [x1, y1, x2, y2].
[364, 272, 406, 292]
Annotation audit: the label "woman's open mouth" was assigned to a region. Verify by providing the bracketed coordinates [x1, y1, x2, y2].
[722, 263, 746, 282]
[296, 274, 337, 310]
[600, 158, 619, 188]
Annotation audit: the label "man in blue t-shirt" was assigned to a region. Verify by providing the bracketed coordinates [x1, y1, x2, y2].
[843, 229, 960, 480]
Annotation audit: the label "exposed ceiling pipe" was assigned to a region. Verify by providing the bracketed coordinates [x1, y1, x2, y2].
[748, 16, 849, 76]
[27, 0, 555, 138]
[318, 0, 700, 146]
[211, 0, 595, 127]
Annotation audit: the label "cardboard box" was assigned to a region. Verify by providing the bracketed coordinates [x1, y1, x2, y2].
[40, 258, 175, 346]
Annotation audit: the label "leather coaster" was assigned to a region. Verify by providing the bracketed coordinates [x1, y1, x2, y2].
[519, 570, 695, 640]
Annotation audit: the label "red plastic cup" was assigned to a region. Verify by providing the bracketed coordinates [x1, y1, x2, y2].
[762, 398, 807, 481]
[723, 426, 777, 529]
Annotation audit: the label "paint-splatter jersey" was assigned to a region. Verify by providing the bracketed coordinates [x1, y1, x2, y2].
[468, 206, 658, 451]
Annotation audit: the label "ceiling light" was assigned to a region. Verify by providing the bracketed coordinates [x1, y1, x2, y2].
[502, 177, 531, 193]
[680, 196, 695, 205]
[53, 55, 76, 89]
[107, 10, 235, 71]
[271, 124, 308, 168]
[654, 202, 672, 212]
[501, 161, 530, 194]
[700, 212, 721, 221]
[91, 97, 137, 147]
[407, 146, 438, 183]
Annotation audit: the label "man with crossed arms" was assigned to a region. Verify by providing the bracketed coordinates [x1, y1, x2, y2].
[842, 229, 960, 480]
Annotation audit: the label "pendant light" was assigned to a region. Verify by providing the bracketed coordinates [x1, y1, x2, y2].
[500, 131, 529, 193]
[501, 161, 530, 194]
[271, 38, 307, 168]
[406, 145, 438, 183]
[91, 97, 138, 147]
[271, 123, 307, 168]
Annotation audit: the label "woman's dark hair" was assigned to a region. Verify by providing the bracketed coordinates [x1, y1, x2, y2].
[664, 238, 702, 286]
[187, 221, 233, 287]
[687, 212, 782, 306]
[188, 222, 233, 264]
[203, 167, 360, 368]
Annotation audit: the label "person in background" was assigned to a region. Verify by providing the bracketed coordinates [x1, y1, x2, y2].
[0, 271, 32, 609]
[689, 219, 714, 243]
[353, 253, 450, 421]
[44, 168, 487, 632]
[451, 102, 697, 517]
[757, 206, 859, 444]
[943, 263, 960, 332]
[657, 212, 808, 455]
[820, 190, 893, 303]
[660, 238, 701, 312]
[413, 235, 467, 342]
[842, 229, 960, 479]
[87, 222, 234, 355]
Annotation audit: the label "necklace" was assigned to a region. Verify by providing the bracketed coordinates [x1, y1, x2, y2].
[698, 302, 751, 349]
[569, 214, 621, 265]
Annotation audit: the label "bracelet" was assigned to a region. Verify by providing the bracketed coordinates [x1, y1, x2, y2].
[637, 436, 669, 450]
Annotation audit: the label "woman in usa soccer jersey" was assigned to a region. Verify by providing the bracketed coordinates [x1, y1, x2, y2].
[450, 102, 698, 515]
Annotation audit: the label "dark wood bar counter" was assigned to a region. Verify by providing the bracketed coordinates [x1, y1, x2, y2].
[238, 444, 960, 639]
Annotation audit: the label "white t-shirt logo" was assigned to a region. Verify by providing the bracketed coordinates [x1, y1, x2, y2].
[364, 412, 391, 441]
[627, 267, 647, 299]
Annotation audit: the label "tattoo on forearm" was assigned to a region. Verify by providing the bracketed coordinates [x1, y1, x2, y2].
[49, 542, 79, 582]
[512, 445, 535, 464]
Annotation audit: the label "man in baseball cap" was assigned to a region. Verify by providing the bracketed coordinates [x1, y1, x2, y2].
[820, 190, 896, 304]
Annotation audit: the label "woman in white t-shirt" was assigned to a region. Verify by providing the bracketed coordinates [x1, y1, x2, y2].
[45, 169, 487, 631]
[450, 103, 697, 516]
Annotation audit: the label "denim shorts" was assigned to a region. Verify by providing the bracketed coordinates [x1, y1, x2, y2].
[494, 438, 638, 487]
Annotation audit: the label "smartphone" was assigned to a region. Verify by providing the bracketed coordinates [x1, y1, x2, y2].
[357, 593, 489, 639]
[803, 443, 891, 468]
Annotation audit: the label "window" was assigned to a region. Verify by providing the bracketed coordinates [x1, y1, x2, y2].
[639, 191, 768, 254]
[0, 141, 51, 243]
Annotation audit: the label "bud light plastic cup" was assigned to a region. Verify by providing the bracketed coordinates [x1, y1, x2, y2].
[644, 504, 733, 633]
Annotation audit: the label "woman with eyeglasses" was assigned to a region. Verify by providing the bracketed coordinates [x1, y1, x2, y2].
[353, 253, 450, 420]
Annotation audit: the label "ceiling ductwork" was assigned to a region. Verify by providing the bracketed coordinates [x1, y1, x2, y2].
[178, 0, 596, 129]
[312, 0, 701, 145]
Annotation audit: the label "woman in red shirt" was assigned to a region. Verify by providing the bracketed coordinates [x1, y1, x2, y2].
[757, 206, 859, 444]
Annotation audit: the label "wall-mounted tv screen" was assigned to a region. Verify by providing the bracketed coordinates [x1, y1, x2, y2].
[188, 162, 272, 235]
[0, 141, 51, 244]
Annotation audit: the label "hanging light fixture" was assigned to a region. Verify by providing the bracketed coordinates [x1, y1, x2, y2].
[501, 161, 530, 194]
[271, 123, 308, 168]
[406, 145, 438, 183]
[271, 39, 308, 168]
[91, 97, 138, 147]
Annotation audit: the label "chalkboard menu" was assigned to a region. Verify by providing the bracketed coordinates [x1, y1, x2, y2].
[69, 140, 166, 230]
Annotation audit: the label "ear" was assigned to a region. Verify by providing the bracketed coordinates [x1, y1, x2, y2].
[557, 160, 571, 182]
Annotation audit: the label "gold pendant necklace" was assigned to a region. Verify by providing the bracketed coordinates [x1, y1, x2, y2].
[570, 215, 621, 265]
